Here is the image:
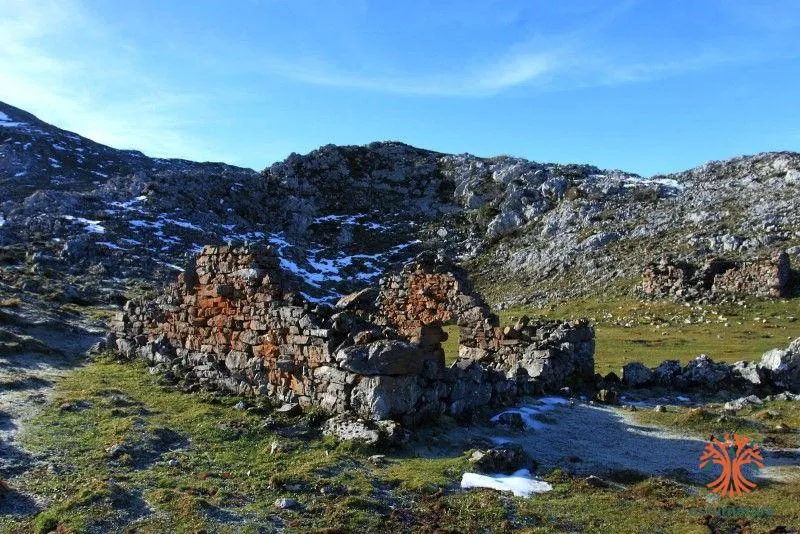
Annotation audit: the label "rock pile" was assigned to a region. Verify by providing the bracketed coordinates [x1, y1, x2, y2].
[640, 251, 792, 301]
[112, 246, 595, 427]
[612, 337, 800, 395]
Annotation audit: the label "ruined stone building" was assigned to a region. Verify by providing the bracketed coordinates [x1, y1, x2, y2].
[112, 246, 594, 425]
[641, 251, 792, 301]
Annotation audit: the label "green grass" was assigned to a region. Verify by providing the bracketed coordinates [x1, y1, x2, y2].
[499, 296, 800, 375]
[4, 293, 800, 532]
[441, 323, 460, 365]
[3, 356, 799, 532]
[633, 400, 800, 449]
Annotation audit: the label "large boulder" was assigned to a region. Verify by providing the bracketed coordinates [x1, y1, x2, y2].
[335, 287, 377, 311]
[678, 354, 730, 389]
[349, 375, 422, 421]
[730, 360, 765, 387]
[621, 362, 653, 387]
[321, 414, 408, 446]
[469, 444, 531, 474]
[336, 340, 438, 376]
[516, 338, 594, 392]
[652, 360, 681, 386]
[759, 338, 800, 392]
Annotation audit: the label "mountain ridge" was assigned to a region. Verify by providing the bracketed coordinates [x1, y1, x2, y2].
[1, 100, 798, 308]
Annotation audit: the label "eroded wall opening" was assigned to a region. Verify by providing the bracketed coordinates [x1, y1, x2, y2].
[441, 323, 460, 365]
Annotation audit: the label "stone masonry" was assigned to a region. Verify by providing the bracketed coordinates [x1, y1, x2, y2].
[112, 246, 594, 425]
[641, 251, 792, 301]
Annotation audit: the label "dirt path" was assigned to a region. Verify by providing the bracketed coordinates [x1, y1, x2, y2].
[0, 303, 103, 516]
[414, 397, 800, 484]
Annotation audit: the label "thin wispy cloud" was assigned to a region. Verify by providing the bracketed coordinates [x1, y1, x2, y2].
[0, 0, 233, 163]
[1, 0, 798, 172]
[253, 48, 561, 97]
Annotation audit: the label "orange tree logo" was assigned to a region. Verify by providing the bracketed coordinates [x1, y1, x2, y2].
[699, 433, 764, 496]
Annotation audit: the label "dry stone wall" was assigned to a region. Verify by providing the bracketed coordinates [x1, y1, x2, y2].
[113, 246, 594, 426]
[375, 252, 498, 353]
[641, 251, 792, 301]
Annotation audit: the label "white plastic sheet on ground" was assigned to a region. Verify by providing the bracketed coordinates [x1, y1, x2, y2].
[460, 469, 553, 497]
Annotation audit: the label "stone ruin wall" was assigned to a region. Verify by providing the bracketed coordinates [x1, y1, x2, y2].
[641, 251, 792, 301]
[374, 254, 595, 395]
[112, 246, 594, 425]
[375, 255, 498, 355]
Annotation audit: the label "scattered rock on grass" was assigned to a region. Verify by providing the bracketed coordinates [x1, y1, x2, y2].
[321, 414, 409, 447]
[275, 497, 301, 510]
[275, 403, 301, 417]
[469, 444, 531, 474]
[106, 443, 128, 459]
[723, 395, 763, 411]
[584, 475, 608, 488]
[368, 454, 387, 466]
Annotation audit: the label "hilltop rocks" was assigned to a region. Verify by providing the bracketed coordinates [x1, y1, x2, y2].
[641, 252, 792, 301]
[2, 98, 799, 310]
[112, 245, 595, 428]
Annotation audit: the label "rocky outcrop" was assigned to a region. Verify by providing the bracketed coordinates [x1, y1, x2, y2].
[112, 246, 595, 426]
[641, 252, 792, 301]
[3, 101, 800, 308]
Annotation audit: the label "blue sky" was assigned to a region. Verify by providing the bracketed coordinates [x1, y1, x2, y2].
[2, 0, 799, 175]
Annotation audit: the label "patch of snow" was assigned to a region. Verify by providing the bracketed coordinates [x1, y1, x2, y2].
[91, 170, 109, 178]
[460, 469, 552, 497]
[0, 111, 25, 128]
[313, 213, 366, 224]
[61, 215, 105, 234]
[14, 171, 26, 177]
[160, 217, 203, 231]
[490, 396, 569, 430]
[96, 241, 124, 250]
[623, 175, 685, 191]
[0, 215, 4, 227]
[110, 196, 147, 212]
[129, 219, 163, 229]
[311, 213, 389, 231]
[119, 238, 141, 245]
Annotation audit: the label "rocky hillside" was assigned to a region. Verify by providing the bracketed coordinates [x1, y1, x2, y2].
[1, 100, 798, 306]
